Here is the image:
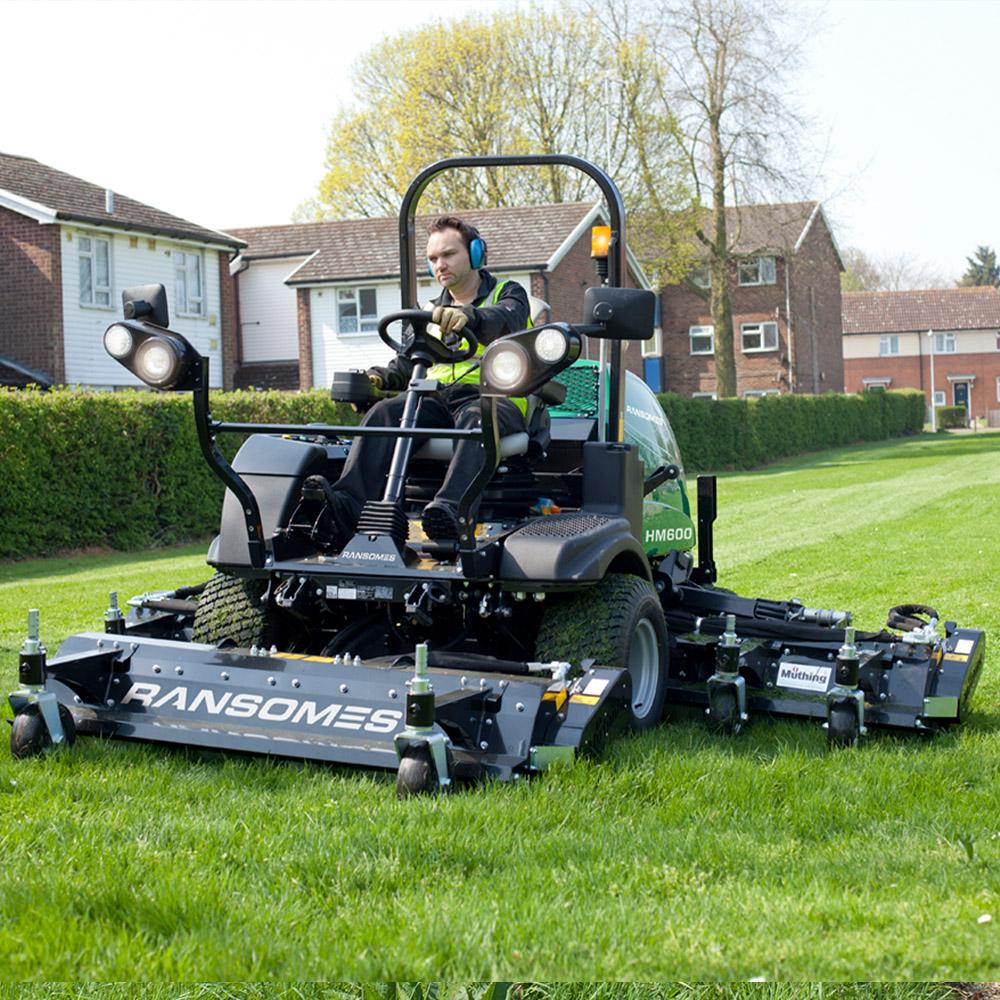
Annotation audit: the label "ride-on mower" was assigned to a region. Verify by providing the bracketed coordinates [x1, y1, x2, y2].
[8, 155, 986, 795]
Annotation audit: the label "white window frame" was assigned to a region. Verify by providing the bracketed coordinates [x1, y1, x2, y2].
[879, 335, 900, 356]
[78, 233, 112, 309]
[336, 286, 379, 336]
[933, 390, 946, 407]
[692, 391, 717, 400]
[934, 332, 956, 354]
[642, 327, 663, 359]
[995, 331, 1000, 351]
[174, 250, 205, 317]
[738, 255, 777, 286]
[690, 266, 711, 289]
[741, 321, 779, 353]
[743, 389, 780, 398]
[689, 324, 714, 355]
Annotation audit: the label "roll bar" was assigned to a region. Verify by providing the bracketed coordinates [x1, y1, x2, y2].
[398, 155, 629, 442]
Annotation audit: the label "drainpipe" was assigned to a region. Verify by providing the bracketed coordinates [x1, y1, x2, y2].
[784, 256, 795, 393]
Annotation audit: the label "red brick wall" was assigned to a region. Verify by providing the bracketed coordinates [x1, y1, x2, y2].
[844, 347, 1000, 419]
[297, 288, 312, 390]
[545, 232, 643, 377]
[0, 207, 64, 383]
[218, 254, 239, 390]
[660, 261, 791, 396]
[788, 213, 844, 393]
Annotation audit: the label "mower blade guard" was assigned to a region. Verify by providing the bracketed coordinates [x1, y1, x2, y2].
[41, 633, 629, 781]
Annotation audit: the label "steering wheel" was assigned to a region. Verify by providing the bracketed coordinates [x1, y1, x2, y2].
[377, 309, 479, 363]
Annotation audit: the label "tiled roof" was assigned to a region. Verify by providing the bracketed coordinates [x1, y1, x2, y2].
[0, 152, 244, 249]
[228, 202, 598, 284]
[722, 201, 821, 255]
[842, 286, 1000, 334]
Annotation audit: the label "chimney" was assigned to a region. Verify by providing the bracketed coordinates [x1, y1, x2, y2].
[105, 189, 114, 214]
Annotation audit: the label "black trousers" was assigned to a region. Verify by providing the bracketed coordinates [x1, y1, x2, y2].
[333, 391, 525, 510]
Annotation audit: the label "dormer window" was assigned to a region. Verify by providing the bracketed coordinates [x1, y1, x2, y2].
[738, 255, 776, 286]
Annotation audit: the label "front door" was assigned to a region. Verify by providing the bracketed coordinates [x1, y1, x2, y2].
[953, 381, 970, 415]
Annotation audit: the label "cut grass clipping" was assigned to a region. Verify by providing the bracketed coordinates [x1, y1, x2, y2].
[1, 432, 998, 979]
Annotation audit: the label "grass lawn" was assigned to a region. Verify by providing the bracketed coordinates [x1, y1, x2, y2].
[1, 432, 998, 980]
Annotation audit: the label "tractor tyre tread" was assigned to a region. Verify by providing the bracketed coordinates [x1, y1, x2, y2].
[534, 574, 668, 730]
[192, 572, 269, 649]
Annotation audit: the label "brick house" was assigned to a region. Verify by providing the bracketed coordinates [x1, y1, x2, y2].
[0, 152, 244, 389]
[226, 202, 650, 390]
[652, 202, 844, 397]
[842, 286, 1000, 423]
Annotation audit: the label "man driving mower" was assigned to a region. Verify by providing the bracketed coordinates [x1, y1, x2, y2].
[325, 216, 531, 543]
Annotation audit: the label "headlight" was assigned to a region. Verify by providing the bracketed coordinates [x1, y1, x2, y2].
[135, 337, 185, 388]
[534, 327, 567, 363]
[483, 343, 529, 393]
[103, 324, 133, 359]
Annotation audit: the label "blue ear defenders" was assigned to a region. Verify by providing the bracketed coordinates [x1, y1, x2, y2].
[427, 232, 487, 276]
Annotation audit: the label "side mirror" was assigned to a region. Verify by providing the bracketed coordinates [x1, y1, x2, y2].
[122, 284, 170, 329]
[583, 287, 656, 341]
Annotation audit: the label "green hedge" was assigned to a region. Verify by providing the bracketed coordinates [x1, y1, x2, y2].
[0, 386, 924, 560]
[936, 405, 967, 429]
[0, 388, 357, 560]
[658, 389, 925, 472]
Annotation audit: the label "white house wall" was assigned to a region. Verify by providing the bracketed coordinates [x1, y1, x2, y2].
[308, 273, 533, 389]
[238, 256, 308, 362]
[843, 328, 997, 360]
[60, 225, 225, 388]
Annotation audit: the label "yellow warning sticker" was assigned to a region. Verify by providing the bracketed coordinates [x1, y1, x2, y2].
[542, 689, 569, 711]
[273, 653, 306, 660]
[571, 694, 600, 706]
[943, 653, 968, 662]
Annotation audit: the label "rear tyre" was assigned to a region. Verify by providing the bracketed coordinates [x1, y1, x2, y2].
[396, 750, 438, 798]
[192, 572, 269, 648]
[10, 704, 76, 759]
[827, 703, 860, 749]
[534, 574, 668, 731]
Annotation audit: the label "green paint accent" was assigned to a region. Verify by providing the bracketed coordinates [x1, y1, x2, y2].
[529, 744, 576, 770]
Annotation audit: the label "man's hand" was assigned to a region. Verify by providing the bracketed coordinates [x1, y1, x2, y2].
[432, 304, 471, 338]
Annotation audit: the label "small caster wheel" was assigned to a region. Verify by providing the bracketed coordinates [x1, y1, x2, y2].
[396, 749, 438, 798]
[827, 702, 859, 749]
[707, 687, 742, 735]
[10, 704, 76, 760]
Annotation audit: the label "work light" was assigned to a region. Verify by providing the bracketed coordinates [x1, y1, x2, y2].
[103, 320, 200, 391]
[481, 324, 581, 397]
[103, 324, 133, 359]
[534, 326, 568, 364]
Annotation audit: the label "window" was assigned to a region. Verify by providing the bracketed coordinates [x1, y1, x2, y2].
[738, 255, 776, 286]
[689, 324, 714, 355]
[995, 332, 1000, 351]
[741, 321, 779, 352]
[690, 266, 711, 289]
[743, 389, 780, 398]
[692, 392, 717, 400]
[175, 250, 204, 316]
[996, 376, 1000, 402]
[933, 332, 956, 353]
[879, 335, 899, 356]
[933, 390, 946, 406]
[337, 287, 378, 334]
[642, 327, 662, 359]
[78, 234, 111, 307]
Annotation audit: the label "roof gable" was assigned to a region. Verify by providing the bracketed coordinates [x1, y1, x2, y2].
[842, 286, 1000, 334]
[0, 151, 243, 249]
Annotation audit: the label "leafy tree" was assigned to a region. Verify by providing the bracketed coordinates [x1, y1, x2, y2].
[300, 3, 697, 284]
[957, 245, 1000, 287]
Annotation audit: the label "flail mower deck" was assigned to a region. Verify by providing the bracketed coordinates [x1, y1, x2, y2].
[8, 154, 986, 794]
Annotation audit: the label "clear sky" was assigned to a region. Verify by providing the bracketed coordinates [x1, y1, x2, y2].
[2, 0, 997, 282]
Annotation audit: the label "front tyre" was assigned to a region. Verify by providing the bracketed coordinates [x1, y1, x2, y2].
[192, 572, 269, 648]
[396, 749, 439, 798]
[10, 703, 76, 760]
[534, 574, 668, 730]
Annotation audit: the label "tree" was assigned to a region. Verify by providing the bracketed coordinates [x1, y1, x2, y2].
[957, 245, 1000, 287]
[841, 246, 947, 292]
[643, 0, 816, 397]
[299, 4, 697, 282]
